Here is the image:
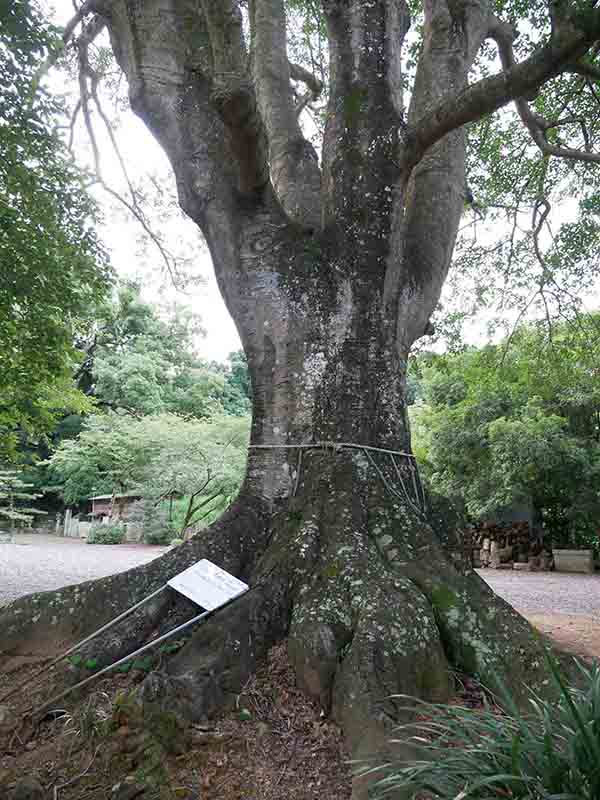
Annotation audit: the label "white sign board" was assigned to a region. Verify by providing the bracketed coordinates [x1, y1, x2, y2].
[168, 559, 249, 610]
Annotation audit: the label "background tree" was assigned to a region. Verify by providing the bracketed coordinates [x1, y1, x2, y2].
[133, 414, 249, 534]
[4, 2, 600, 792]
[77, 282, 250, 418]
[221, 350, 252, 415]
[0, 0, 112, 458]
[46, 412, 156, 504]
[411, 318, 600, 551]
[20, 284, 251, 502]
[0, 467, 46, 534]
[47, 412, 249, 537]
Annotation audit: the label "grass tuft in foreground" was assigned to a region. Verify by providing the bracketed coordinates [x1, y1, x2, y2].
[358, 657, 600, 799]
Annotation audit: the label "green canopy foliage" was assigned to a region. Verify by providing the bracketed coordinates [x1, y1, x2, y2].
[11, 281, 251, 507]
[46, 412, 249, 535]
[80, 283, 250, 419]
[0, 0, 112, 457]
[411, 317, 600, 549]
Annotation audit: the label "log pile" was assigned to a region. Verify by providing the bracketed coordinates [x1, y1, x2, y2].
[466, 521, 553, 571]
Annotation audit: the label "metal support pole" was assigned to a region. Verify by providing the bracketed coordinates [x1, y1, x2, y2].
[408, 459, 420, 510]
[0, 584, 168, 704]
[34, 588, 248, 717]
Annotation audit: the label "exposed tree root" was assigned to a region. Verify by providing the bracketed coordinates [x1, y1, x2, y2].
[0, 459, 556, 799]
[139, 567, 291, 718]
[0, 496, 269, 658]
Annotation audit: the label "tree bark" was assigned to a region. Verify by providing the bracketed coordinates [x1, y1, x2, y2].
[2, 0, 590, 796]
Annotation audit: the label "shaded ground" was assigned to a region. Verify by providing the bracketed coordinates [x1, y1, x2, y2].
[0, 534, 167, 608]
[0, 644, 352, 800]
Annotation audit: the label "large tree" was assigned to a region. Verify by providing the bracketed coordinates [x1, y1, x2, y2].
[3, 1, 600, 793]
[0, 0, 111, 458]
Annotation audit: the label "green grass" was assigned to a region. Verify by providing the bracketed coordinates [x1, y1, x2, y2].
[358, 656, 600, 799]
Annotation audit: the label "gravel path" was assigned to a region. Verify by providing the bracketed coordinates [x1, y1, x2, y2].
[0, 533, 167, 607]
[2, 535, 599, 616]
[479, 569, 600, 616]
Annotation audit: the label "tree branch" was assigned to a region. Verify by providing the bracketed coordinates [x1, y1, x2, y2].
[186, 489, 227, 526]
[289, 61, 323, 118]
[566, 60, 600, 81]
[489, 20, 600, 165]
[390, 0, 492, 349]
[67, 99, 81, 152]
[75, 33, 186, 286]
[289, 61, 322, 96]
[250, 0, 322, 230]
[200, 0, 269, 193]
[400, 15, 600, 175]
[97, 0, 244, 277]
[62, 0, 102, 45]
[28, 3, 105, 108]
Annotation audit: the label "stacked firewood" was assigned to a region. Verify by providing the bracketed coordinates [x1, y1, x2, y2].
[466, 521, 553, 571]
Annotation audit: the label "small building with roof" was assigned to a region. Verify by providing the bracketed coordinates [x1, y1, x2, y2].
[89, 492, 144, 522]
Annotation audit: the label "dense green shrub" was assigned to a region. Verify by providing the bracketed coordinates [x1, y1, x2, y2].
[125, 501, 178, 545]
[87, 521, 125, 545]
[411, 321, 600, 552]
[143, 521, 177, 546]
[361, 658, 600, 799]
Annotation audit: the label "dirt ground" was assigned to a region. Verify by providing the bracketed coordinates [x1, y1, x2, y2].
[480, 568, 600, 660]
[0, 644, 352, 800]
[525, 612, 600, 660]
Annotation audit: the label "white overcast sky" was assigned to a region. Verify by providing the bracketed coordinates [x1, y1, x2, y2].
[49, 0, 242, 362]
